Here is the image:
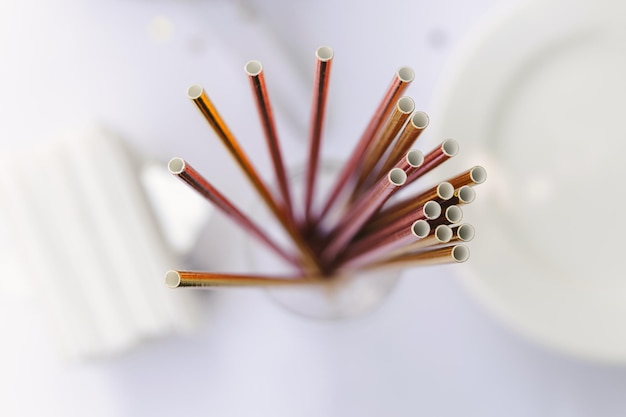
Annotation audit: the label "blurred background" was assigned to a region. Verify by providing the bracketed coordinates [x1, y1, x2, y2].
[2, 0, 626, 415]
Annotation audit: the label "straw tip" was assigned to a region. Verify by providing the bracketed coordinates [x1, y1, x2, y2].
[457, 224, 475, 242]
[388, 168, 407, 186]
[398, 96, 415, 113]
[168, 157, 186, 174]
[424, 200, 442, 220]
[452, 245, 470, 263]
[165, 270, 181, 288]
[316, 46, 334, 61]
[445, 205, 463, 223]
[471, 166, 488, 184]
[397, 66, 415, 82]
[435, 225, 453, 243]
[412, 220, 431, 238]
[442, 138, 459, 156]
[187, 84, 204, 99]
[438, 182, 455, 200]
[245, 60, 263, 76]
[406, 149, 424, 168]
[411, 111, 429, 129]
[457, 185, 476, 204]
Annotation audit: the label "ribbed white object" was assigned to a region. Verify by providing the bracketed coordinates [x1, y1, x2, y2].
[0, 126, 208, 359]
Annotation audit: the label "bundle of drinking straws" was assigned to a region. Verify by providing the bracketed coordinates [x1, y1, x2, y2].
[165, 46, 486, 289]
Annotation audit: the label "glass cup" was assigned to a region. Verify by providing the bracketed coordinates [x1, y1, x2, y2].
[245, 160, 399, 319]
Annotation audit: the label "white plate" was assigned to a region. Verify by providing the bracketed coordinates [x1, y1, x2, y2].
[429, 0, 626, 362]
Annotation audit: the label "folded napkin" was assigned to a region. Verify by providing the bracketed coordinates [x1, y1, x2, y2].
[0, 126, 210, 359]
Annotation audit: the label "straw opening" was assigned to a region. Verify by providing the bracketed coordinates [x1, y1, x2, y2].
[406, 149, 424, 168]
[470, 166, 487, 184]
[397, 66, 415, 82]
[435, 225, 453, 243]
[452, 245, 470, 262]
[442, 139, 459, 156]
[245, 60, 263, 76]
[457, 186, 475, 203]
[411, 111, 429, 129]
[316, 46, 334, 61]
[457, 224, 475, 242]
[187, 84, 204, 99]
[423, 201, 441, 220]
[388, 168, 407, 185]
[397, 97, 415, 114]
[412, 220, 430, 238]
[438, 182, 454, 200]
[168, 157, 186, 174]
[165, 270, 181, 288]
[445, 205, 463, 223]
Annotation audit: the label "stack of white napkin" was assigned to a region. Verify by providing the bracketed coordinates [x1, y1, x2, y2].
[0, 126, 209, 359]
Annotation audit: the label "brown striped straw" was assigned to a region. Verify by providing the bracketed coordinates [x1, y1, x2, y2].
[366, 244, 470, 270]
[315, 66, 415, 222]
[304, 46, 334, 223]
[445, 165, 487, 189]
[321, 167, 408, 266]
[406, 138, 459, 183]
[339, 220, 431, 271]
[376, 111, 430, 180]
[168, 157, 300, 270]
[364, 181, 454, 234]
[187, 84, 321, 273]
[165, 270, 321, 288]
[353, 96, 415, 195]
[245, 60, 294, 219]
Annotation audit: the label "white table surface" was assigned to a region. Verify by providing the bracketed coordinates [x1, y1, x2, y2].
[2, 0, 626, 416]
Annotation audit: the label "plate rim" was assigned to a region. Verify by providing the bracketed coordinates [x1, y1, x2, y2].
[428, 0, 626, 363]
